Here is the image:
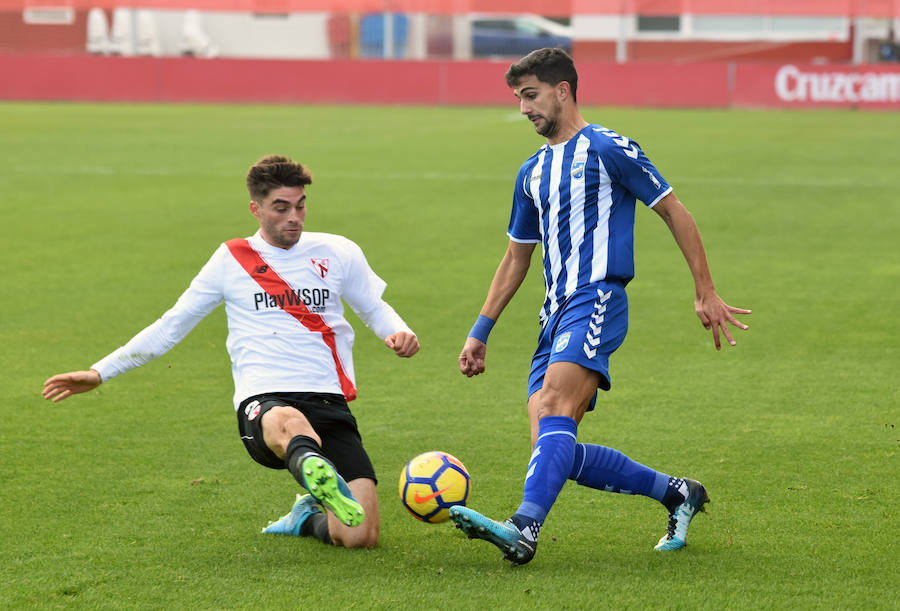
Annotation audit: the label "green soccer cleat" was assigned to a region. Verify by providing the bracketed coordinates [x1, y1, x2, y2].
[262, 493, 322, 536]
[654, 478, 710, 551]
[449, 506, 537, 565]
[300, 454, 365, 527]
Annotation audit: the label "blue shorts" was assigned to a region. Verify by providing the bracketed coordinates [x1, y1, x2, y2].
[527, 280, 628, 411]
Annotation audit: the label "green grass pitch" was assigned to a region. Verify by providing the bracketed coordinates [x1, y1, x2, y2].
[1, 101, 897, 608]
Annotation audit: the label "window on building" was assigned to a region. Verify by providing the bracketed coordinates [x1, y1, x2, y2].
[636, 15, 680, 32]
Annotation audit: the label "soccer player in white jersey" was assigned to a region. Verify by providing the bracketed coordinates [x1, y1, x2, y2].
[450, 48, 751, 564]
[42, 155, 419, 549]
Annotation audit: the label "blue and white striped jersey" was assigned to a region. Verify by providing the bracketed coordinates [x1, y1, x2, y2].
[507, 124, 672, 325]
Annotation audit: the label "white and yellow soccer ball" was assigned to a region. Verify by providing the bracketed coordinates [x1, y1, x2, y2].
[398, 451, 471, 523]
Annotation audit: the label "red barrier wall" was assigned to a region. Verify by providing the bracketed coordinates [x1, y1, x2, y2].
[1, 55, 898, 109]
[0, 56, 517, 104]
[577, 62, 731, 108]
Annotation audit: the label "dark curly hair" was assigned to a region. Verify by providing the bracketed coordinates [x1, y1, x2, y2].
[505, 47, 579, 103]
[246, 155, 313, 201]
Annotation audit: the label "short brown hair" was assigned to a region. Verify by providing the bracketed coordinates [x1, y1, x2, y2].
[505, 47, 579, 103]
[246, 155, 313, 201]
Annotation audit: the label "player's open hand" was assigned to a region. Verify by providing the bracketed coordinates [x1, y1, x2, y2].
[458, 337, 487, 377]
[695, 292, 751, 350]
[42, 370, 102, 402]
[385, 332, 419, 358]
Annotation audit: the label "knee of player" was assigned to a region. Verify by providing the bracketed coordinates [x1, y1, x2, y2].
[334, 523, 378, 548]
[536, 386, 568, 416]
[262, 406, 317, 444]
[537, 389, 589, 422]
[346, 533, 378, 549]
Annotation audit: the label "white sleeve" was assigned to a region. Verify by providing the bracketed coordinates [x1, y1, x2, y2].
[354, 299, 415, 341]
[91, 246, 226, 382]
[340, 240, 415, 340]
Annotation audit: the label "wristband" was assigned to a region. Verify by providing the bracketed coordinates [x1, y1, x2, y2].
[468, 315, 496, 344]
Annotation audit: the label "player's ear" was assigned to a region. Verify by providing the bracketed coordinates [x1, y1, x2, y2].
[249, 200, 261, 218]
[557, 81, 571, 102]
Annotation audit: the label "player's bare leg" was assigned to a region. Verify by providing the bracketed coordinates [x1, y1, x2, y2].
[262, 406, 365, 532]
[527, 363, 596, 446]
[261, 404, 321, 453]
[328, 478, 379, 548]
[535, 361, 600, 421]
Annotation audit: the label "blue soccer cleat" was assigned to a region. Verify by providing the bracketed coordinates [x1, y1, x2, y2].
[299, 454, 365, 527]
[262, 493, 322, 536]
[654, 478, 710, 551]
[449, 506, 537, 565]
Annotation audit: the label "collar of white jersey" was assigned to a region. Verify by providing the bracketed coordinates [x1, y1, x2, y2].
[246, 230, 304, 256]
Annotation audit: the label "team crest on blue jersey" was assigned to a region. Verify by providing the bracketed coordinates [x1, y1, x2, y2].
[571, 158, 585, 180]
[311, 258, 329, 278]
[554, 332, 571, 353]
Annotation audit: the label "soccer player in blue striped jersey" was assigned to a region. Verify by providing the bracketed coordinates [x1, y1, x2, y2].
[451, 48, 751, 564]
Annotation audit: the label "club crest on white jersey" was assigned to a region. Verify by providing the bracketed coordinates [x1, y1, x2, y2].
[311, 257, 329, 278]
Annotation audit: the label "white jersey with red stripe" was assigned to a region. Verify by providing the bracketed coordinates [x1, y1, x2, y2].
[91, 230, 413, 409]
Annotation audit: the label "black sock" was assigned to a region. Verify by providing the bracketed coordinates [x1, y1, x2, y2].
[300, 512, 333, 545]
[285, 435, 322, 488]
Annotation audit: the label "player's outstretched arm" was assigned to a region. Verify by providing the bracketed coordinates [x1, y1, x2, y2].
[42, 369, 102, 403]
[385, 331, 420, 358]
[459, 240, 536, 376]
[652, 192, 751, 350]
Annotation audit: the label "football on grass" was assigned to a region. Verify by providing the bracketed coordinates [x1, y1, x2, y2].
[398, 451, 471, 523]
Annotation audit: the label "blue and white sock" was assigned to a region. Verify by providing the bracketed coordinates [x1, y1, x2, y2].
[514, 415, 578, 526]
[568, 443, 671, 503]
[661, 477, 689, 510]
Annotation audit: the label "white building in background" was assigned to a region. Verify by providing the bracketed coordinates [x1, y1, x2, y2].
[136, 10, 163, 57]
[82, 9, 900, 63]
[85, 7, 109, 54]
[108, 7, 135, 56]
[89, 10, 332, 59]
[178, 10, 218, 58]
